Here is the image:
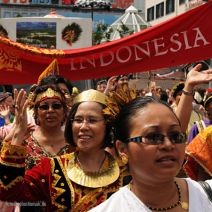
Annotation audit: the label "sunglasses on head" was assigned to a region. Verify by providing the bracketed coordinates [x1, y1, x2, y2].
[38, 102, 63, 111]
[126, 131, 187, 145]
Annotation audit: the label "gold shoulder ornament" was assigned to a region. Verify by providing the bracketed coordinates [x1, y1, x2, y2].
[67, 152, 120, 188]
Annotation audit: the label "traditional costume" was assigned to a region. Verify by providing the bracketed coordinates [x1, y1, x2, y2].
[0, 142, 128, 211]
[184, 126, 212, 180]
[0, 88, 131, 211]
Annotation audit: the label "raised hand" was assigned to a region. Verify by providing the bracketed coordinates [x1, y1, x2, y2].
[177, 64, 212, 132]
[185, 64, 212, 89]
[104, 76, 117, 95]
[11, 89, 29, 145]
[0, 105, 11, 125]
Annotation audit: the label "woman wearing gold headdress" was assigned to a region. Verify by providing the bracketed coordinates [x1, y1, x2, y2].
[0, 84, 75, 211]
[23, 84, 75, 169]
[0, 88, 130, 211]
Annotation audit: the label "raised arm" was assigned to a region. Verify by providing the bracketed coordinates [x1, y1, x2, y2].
[104, 76, 117, 95]
[11, 89, 29, 145]
[176, 64, 212, 132]
[0, 89, 50, 205]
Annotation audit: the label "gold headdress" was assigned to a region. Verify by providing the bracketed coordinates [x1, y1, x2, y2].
[73, 89, 107, 106]
[103, 84, 137, 119]
[28, 87, 62, 106]
[73, 86, 137, 120]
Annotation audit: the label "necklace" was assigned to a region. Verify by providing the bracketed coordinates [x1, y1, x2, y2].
[128, 181, 189, 211]
[67, 152, 120, 188]
[76, 152, 106, 172]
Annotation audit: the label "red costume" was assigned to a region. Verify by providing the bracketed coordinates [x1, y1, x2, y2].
[0, 142, 130, 211]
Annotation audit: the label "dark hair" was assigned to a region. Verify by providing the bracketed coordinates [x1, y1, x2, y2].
[33, 84, 68, 125]
[0, 92, 12, 103]
[160, 90, 169, 103]
[172, 82, 184, 99]
[29, 84, 38, 93]
[204, 92, 212, 108]
[39, 75, 73, 94]
[96, 80, 107, 86]
[64, 102, 113, 148]
[115, 96, 180, 143]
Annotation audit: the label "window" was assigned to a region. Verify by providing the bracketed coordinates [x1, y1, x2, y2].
[179, 0, 186, 4]
[3, 12, 11, 18]
[147, 6, 155, 22]
[166, 0, 175, 14]
[30, 13, 37, 17]
[156, 2, 164, 18]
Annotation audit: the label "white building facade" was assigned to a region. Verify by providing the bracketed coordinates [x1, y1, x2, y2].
[134, 0, 207, 25]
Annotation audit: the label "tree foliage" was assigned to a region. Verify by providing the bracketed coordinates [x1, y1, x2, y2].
[92, 22, 134, 45]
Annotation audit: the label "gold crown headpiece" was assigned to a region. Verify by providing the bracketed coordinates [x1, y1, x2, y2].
[28, 87, 62, 106]
[73, 86, 137, 121]
[73, 89, 107, 106]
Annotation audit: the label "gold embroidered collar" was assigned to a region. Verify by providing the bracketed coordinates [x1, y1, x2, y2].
[67, 151, 120, 188]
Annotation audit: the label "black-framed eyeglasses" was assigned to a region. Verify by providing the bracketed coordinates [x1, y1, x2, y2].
[38, 102, 63, 111]
[71, 117, 104, 125]
[126, 131, 187, 145]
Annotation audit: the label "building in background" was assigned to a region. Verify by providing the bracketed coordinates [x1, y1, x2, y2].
[0, 0, 210, 91]
[0, 10, 92, 49]
[134, 0, 208, 25]
[105, 5, 149, 41]
[0, 0, 132, 19]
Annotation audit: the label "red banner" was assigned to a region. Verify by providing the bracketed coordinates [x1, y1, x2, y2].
[0, 1, 212, 84]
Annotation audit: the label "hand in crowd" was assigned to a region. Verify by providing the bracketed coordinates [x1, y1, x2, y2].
[0, 105, 11, 124]
[104, 76, 117, 94]
[176, 63, 212, 132]
[11, 89, 29, 145]
[185, 64, 212, 89]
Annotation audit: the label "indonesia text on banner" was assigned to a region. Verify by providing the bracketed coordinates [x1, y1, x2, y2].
[0, 1, 211, 84]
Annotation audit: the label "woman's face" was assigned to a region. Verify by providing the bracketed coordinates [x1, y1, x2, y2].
[4, 96, 15, 115]
[37, 98, 65, 128]
[120, 103, 185, 184]
[72, 102, 106, 152]
[97, 83, 107, 93]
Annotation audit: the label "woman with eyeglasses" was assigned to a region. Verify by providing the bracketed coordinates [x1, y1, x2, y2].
[89, 65, 212, 212]
[95, 97, 190, 211]
[0, 84, 75, 212]
[0, 88, 130, 211]
[22, 84, 74, 170]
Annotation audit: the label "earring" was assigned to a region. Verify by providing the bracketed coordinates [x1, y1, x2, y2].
[121, 154, 128, 165]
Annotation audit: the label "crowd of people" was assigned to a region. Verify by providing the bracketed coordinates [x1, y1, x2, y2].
[0, 63, 211, 211]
